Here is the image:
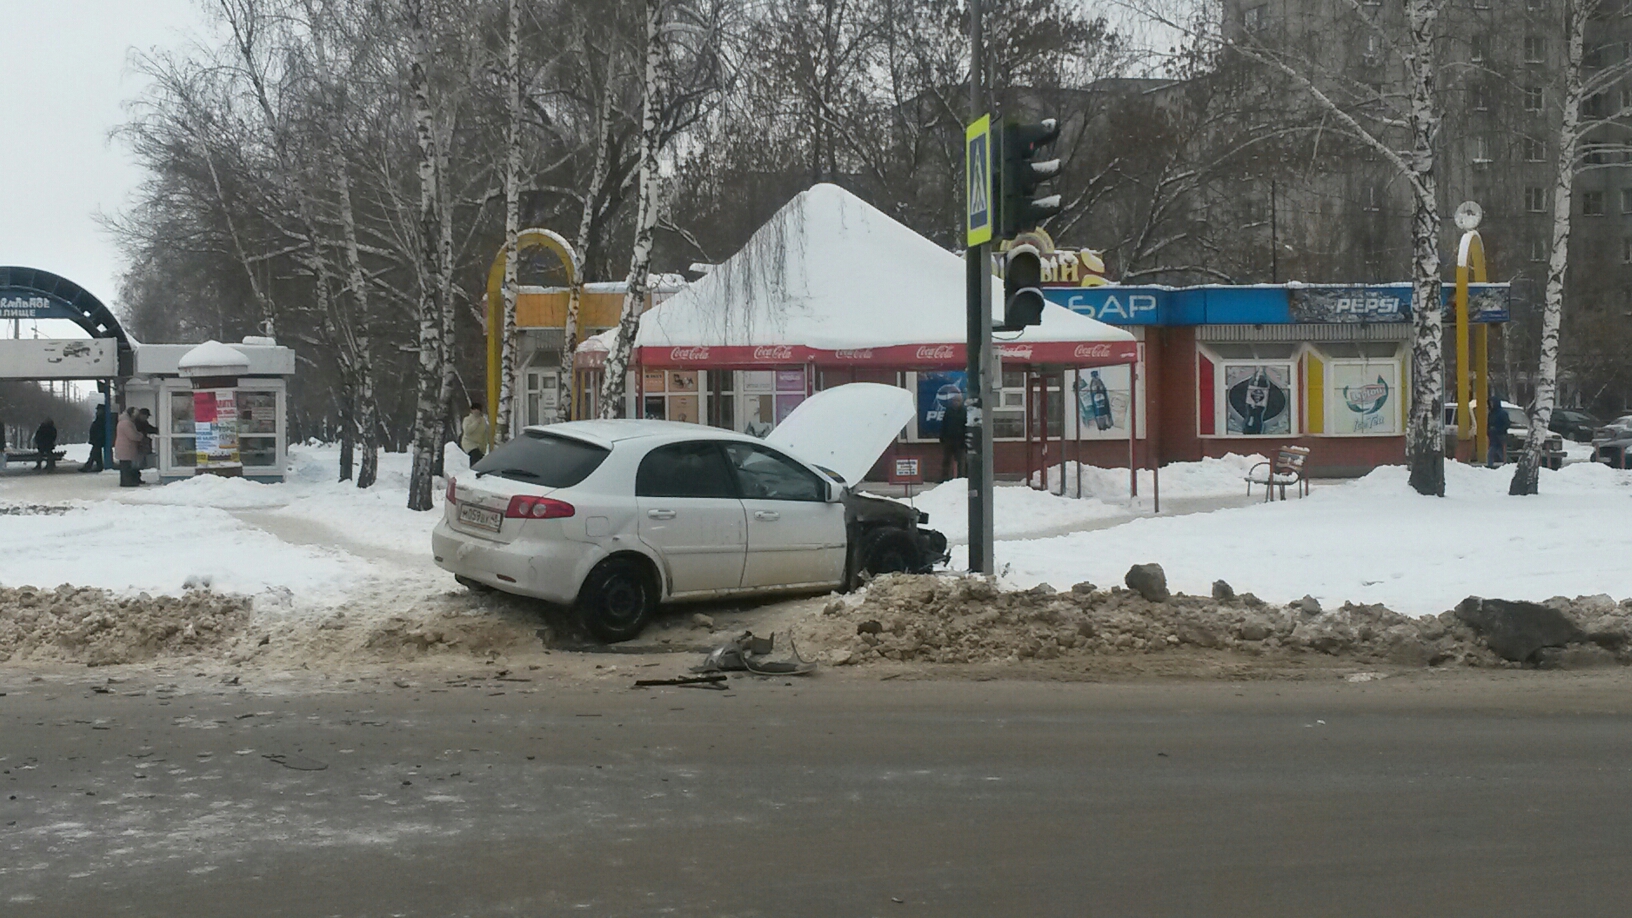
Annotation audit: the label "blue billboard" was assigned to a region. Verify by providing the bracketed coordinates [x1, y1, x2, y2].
[1046, 282, 1511, 326]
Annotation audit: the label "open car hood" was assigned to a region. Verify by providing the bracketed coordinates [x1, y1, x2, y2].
[766, 383, 915, 486]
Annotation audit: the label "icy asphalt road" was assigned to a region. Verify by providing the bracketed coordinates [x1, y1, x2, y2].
[4, 670, 1632, 916]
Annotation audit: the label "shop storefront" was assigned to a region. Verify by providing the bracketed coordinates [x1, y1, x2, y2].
[1047, 283, 1510, 476]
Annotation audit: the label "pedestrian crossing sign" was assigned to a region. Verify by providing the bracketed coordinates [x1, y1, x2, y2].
[966, 115, 992, 246]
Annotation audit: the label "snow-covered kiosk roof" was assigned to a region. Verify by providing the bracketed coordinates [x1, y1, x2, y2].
[176, 340, 252, 377]
[630, 183, 1136, 369]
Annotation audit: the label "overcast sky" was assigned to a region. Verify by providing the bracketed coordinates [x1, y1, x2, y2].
[1, 0, 210, 325]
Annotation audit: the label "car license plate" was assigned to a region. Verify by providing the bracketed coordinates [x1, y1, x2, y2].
[457, 503, 503, 532]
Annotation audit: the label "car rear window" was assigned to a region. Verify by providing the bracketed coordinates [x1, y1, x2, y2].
[472, 430, 609, 487]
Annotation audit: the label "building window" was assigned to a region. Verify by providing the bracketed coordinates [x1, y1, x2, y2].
[1532, 239, 1547, 262]
[1525, 36, 1545, 63]
[1198, 345, 1300, 438]
[1243, 5, 1265, 32]
[1470, 83, 1490, 110]
[1586, 142, 1610, 165]
[1585, 93, 1607, 119]
[1622, 238, 1632, 264]
[1525, 86, 1544, 111]
[1473, 0, 1490, 9]
[1311, 348, 1403, 436]
[1365, 186, 1382, 212]
[1584, 190, 1607, 215]
[1621, 188, 1632, 213]
[1471, 34, 1487, 62]
[1526, 187, 1548, 212]
[1471, 136, 1492, 163]
[1523, 136, 1545, 161]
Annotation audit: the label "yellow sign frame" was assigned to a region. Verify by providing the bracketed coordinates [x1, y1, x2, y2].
[1454, 230, 1490, 462]
[966, 115, 993, 246]
[485, 228, 578, 444]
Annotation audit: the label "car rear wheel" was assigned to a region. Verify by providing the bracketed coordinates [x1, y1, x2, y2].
[577, 558, 657, 643]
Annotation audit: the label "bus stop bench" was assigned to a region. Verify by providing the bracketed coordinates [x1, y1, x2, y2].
[1245, 446, 1311, 502]
[1, 449, 67, 468]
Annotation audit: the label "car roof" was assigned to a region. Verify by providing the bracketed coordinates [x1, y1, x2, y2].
[521, 419, 768, 450]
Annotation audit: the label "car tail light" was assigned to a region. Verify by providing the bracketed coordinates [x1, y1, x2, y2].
[504, 495, 575, 519]
[445, 476, 457, 504]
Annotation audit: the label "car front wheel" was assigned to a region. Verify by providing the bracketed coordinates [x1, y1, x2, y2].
[577, 558, 657, 643]
[859, 528, 921, 580]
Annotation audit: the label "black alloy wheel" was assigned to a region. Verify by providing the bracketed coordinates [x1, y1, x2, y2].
[577, 558, 657, 643]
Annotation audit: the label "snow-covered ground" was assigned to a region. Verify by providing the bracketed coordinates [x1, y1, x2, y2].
[994, 460, 1632, 616]
[0, 444, 459, 606]
[3, 443, 1630, 624]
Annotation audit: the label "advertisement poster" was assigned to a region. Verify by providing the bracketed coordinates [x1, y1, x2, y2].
[1225, 364, 1292, 436]
[774, 393, 805, 424]
[742, 371, 775, 395]
[194, 389, 242, 468]
[775, 368, 806, 392]
[1072, 366, 1139, 439]
[1329, 363, 1398, 435]
[641, 368, 667, 393]
[915, 371, 967, 439]
[667, 394, 699, 424]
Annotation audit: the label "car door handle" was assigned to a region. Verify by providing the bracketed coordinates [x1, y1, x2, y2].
[754, 510, 780, 521]
[647, 509, 677, 520]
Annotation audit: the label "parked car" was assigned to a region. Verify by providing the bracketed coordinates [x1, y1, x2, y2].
[1444, 400, 1528, 455]
[1548, 408, 1600, 442]
[1588, 414, 1632, 468]
[432, 383, 948, 642]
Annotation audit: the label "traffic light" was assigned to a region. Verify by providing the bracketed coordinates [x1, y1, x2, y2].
[999, 118, 1061, 239]
[995, 242, 1046, 332]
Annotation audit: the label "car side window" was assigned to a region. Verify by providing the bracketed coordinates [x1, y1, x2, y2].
[636, 441, 739, 499]
[723, 443, 825, 502]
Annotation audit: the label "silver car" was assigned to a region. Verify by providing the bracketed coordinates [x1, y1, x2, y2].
[432, 384, 946, 641]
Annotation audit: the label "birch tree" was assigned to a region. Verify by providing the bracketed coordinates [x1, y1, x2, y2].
[406, 0, 448, 511]
[1511, 0, 1632, 495]
[496, 0, 524, 441]
[599, 0, 668, 418]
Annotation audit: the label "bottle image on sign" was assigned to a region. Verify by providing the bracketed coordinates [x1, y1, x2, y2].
[1084, 370, 1113, 430]
[1226, 365, 1290, 436]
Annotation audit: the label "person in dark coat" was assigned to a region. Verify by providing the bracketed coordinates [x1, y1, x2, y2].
[80, 404, 108, 473]
[1487, 392, 1510, 468]
[938, 390, 967, 481]
[32, 418, 58, 471]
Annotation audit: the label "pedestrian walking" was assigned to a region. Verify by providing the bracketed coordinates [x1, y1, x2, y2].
[32, 418, 58, 471]
[80, 404, 108, 473]
[1487, 391, 1510, 468]
[461, 402, 490, 465]
[938, 390, 967, 481]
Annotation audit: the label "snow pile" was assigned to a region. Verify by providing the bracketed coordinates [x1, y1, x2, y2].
[0, 584, 250, 666]
[119, 473, 291, 510]
[1029, 453, 1268, 499]
[904, 479, 1126, 541]
[810, 574, 1632, 669]
[997, 460, 1632, 616]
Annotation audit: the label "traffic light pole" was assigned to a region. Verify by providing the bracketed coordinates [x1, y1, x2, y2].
[966, 0, 995, 575]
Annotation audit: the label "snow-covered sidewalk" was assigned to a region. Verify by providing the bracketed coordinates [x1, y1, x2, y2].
[994, 460, 1632, 617]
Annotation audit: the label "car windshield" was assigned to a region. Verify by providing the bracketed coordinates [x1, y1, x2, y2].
[472, 430, 609, 487]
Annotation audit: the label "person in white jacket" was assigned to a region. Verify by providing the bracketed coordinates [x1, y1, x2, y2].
[461, 402, 490, 464]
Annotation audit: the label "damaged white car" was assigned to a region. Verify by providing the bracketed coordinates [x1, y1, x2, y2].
[432, 383, 947, 642]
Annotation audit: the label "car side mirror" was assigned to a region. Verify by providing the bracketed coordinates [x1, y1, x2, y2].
[827, 481, 843, 502]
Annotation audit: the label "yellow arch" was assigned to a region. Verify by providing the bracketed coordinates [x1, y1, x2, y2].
[486, 229, 578, 443]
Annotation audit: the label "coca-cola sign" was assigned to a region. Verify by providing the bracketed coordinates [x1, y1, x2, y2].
[998, 345, 1034, 360]
[1073, 344, 1114, 360]
[752, 345, 794, 361]
[668, 347, 710, 361]
[833, 348, 874, 360]
[915, 345, 957, 361]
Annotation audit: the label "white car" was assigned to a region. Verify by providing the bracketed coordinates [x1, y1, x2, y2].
[432, 384, 947, 642]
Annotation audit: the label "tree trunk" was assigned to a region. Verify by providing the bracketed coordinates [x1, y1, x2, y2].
[497, 0, 523, 439]
[600, 0, 666, 419]
[1403, 0, 1445, 497]
[334, 166, 380, 489]
[562, 61, 620, 422]
[406, 0, 446, 512]
[1512, 0, 1585, 496]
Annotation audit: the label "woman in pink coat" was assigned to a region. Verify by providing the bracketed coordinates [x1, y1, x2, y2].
[114, 408, 144, 487]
